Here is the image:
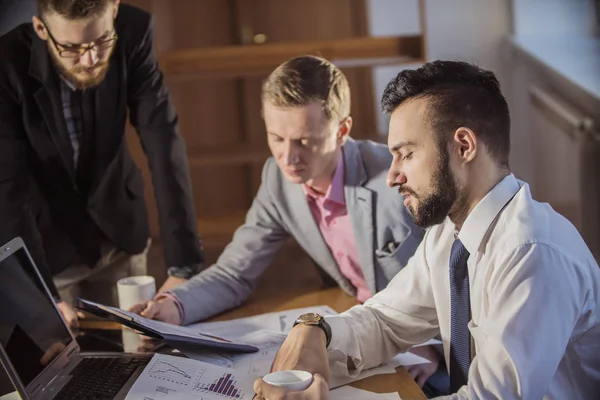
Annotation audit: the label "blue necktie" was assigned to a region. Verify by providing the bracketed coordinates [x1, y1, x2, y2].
[449, 239, 471, 393]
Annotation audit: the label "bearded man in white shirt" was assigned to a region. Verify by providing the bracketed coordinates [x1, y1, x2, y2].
[253, 60, 600, 400]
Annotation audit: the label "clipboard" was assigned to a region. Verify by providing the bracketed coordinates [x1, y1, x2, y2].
[75, 298, 258, 353]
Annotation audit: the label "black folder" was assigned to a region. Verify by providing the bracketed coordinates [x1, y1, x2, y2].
[75, 298, 258, 353]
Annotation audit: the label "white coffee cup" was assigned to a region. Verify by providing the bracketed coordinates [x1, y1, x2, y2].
[121, 326, 142, 353]
[262, 370, 313, 391]
[117, 275, 156, 311]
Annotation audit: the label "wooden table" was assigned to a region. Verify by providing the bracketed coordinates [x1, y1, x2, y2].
[81, 287, 427, 400]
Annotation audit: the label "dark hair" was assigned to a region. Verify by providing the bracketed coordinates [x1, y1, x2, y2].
[37, 0, 112, 19]
[381, 60, 510, 167]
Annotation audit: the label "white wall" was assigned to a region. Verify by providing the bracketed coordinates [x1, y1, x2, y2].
[512, 0, 597, 35]
[366, 0, 512, 137]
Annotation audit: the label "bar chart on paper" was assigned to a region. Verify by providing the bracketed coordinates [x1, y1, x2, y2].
[125, 354, 253, 400]
[194, 373, 244, 398]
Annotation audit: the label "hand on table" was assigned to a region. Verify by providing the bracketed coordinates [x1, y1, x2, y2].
[253, 324, 331, 399]
[56, 301, 86, 328]
[253, 373, 329, 400]
[128, 296, 182, 326]
[406, 344, 442, 387]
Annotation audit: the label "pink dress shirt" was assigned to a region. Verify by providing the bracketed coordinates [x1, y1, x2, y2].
[303, 152, 372, 303]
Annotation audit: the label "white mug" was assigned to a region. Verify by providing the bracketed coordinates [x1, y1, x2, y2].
[116, 275, 156, 311]
[262, 370, 313, 391]
[121, 327, 142, 353]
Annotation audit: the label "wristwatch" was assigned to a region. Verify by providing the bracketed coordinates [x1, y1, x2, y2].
[293, 312, 332, 347]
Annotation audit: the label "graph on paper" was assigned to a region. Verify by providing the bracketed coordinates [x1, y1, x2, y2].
[125, 354, 253, 400]
[194, 372, 245, 399]
[147, 358, 204, 386]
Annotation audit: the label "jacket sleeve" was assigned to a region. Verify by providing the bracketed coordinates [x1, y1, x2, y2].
[0, 83, 59, 297]
[170, 159, 289, 324]
[126, 15, 205, 269]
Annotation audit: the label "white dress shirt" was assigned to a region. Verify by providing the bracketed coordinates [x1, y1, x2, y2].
[326, 174, 600, 399]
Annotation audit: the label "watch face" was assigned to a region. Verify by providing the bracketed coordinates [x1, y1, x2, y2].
[298, 312, 322, 325]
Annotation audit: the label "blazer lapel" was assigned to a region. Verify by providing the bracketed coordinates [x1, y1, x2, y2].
[287, 183, 350, 287]
[30, 38, 77, 183]
[343, 140, 377, 294]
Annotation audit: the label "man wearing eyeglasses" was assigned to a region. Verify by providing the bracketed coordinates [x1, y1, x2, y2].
[0, 0, 205, 326]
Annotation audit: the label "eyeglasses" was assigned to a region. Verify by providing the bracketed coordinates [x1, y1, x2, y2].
[42, 19, 118, 58]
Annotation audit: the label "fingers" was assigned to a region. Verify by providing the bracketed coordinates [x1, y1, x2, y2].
[306, 373, 328, 397]
[407, 366, 423, 387]
[253, 375, 328, 400]
[66, 312, 79, 328]
[416, 372, 429, 387]
[253, 378, 288, 400]
[407, 365, 419, 380]
[128, 301, 149, 315]
[140, 301, 158, 319]
[57, 302, 80, 328]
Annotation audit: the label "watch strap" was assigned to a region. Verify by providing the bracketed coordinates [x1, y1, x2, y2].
[293, 314, 332, 348]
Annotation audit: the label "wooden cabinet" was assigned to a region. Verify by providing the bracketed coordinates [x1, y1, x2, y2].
[123, 0, 425, 248]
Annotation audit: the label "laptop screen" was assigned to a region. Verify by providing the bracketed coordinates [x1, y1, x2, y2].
[0, 247, 73, 388]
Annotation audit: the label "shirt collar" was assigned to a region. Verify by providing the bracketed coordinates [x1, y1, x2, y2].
[303, 150, 346, 205]
[457, 173, 522, 255]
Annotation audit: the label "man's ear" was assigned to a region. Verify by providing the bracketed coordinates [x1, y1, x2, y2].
[453, 127, 477, 164]
[337, 116, 353, 145]
[32, 16, 48, 41]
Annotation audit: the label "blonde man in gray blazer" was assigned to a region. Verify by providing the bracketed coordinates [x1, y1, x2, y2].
[131, 56, 443, 390]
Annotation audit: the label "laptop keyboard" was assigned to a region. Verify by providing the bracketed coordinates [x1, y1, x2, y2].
[53, 356, 147, 400]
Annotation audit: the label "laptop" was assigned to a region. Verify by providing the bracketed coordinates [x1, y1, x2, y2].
[0, 237, 152, 400]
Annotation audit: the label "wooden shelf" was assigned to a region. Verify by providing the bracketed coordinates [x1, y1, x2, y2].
[159, 35, 424, 81]
[197, 212, 299, 250]
[187, 147, 271, 167]
[198, 211, 247, 237]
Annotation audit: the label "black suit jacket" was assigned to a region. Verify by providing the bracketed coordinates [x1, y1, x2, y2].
[0, 4, 204, 296]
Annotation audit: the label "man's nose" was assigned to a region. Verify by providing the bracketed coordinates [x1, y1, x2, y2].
[386, 168, 407, 187]
[79, 48, 98, 67]
[283, 143, 299, 166]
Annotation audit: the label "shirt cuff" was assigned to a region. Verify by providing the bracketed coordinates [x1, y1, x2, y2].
[324, 315, 365, 378]
[325, 315, 354, 353]
[155, 292, 185, 324]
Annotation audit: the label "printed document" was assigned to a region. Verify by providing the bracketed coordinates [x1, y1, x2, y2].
[125, 354, 255, 400]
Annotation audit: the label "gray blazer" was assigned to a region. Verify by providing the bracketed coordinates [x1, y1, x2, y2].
[172, 138, 424, 324]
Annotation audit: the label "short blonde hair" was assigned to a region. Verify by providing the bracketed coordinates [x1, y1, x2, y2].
[261, 55, 351, 123]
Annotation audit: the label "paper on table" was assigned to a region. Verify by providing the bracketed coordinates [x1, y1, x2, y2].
[389, 351, 430, 367]
[173, 329, 286, 376]
[188, 305, 338, 338]
[180, 306, 406, 390]
[330, 386, 401, 400]
[125, 353, 255, 400]
[329, 364, 397, 389]
[413, 338, 442, 347]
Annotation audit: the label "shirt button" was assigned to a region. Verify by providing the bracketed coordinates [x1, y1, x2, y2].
[337, 251, 344, 258]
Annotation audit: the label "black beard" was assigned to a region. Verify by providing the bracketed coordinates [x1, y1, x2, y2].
[404, 148, 458, 228]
